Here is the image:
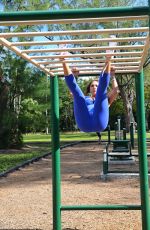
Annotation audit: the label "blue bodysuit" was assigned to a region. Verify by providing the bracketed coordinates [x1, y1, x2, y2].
[65, 72, 110, 132]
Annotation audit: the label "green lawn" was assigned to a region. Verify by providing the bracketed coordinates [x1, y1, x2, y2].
[1, 131, 150, 174]
[0, 152, 43, 173]
[23, 131, 150, 143]
[0, 132, 102, 174]
[23, 131, 112, 142]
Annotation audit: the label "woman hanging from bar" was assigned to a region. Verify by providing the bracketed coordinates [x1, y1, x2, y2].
[61, 56, 119, 132]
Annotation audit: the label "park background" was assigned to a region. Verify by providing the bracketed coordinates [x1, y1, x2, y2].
[0, 0, 150, 172]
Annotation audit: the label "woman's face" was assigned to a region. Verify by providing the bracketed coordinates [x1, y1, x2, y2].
[89, 80, 98, 98]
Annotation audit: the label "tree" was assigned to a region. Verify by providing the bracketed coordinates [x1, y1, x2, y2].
[144, 65, 150, 130]
[1, 0, 149, 135]
[31, 73, 51, 134]
[0, 46, 45, 147]
[0, 66, 12, 148]
[59, 78, 76, 131]
[116, 75, 136, 131]
[19, 98, 45, 133]
[0, 46, 24, 148]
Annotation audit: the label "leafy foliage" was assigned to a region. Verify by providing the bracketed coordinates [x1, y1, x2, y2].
[59, 78, 76, 131]
[0, 47, 44, 148]
[0, 0, 150, 151]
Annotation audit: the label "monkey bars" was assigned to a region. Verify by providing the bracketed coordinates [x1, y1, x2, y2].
[0, 6, 150, 230]
[0, 9, 149, 76]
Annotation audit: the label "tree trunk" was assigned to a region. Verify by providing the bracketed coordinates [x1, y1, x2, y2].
[117, 75, 136, 132]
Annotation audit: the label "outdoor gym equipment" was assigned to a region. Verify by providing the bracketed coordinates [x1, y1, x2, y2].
[103, 117, 136, 176]
[107, 116, 134, 154]
[0, 5, 150, 230]
[108, 117, 135, 148]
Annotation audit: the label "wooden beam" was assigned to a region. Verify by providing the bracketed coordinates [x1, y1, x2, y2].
[0, 15, 148, 26]
[46, 62, 140, 68]
[37, 57, 141, 64]
[51, 66, 139, 72]
[138, 35, 150, 72]
[55, 69, 139, 75]
[0, 38, 54, 76]
[29, 51, 142, 60]
[11, 37, 147, 46]
[21, 45, 144, 54]
[0, 27, 148, 38]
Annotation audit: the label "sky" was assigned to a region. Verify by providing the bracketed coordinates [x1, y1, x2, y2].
[0, 3, 3, 11]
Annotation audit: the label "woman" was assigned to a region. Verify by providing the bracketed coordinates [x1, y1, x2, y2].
[61, 58, 119, 132]
[85, 67, 119, 107]
[84, 67, 119, 140]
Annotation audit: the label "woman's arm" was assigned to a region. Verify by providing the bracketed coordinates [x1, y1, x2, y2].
[101, 56, 111, 74]
[61, 59, 79, 77]
[62, 61, 72, 76]
[104, 59, 111, 73]
[108, 67, 120, 106]
[60, 55, 84, 98]
[59, 52, 72, 76]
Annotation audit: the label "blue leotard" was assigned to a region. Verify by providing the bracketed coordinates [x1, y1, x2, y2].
[65, 72, 110, 132]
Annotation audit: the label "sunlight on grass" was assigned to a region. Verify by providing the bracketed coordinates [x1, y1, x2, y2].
[1, 131, 149, 174]
[0, 152, 43, 173]
[22, 130, 145, 143]
[23, 131, 112, 142]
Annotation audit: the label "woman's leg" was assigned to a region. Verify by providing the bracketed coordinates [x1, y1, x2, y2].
[65, 74, 92, 132]
[93, 71, 111, 131]
[92, 59, 111, 131]
[62, 60, 94, 131]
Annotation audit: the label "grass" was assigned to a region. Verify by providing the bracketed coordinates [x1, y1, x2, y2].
[0, 140, 52, 174]
[23, 131, 145, 143]
[0, 131, 110, 174]
[0, 132, 99, 174]
[0, 151, 44, 173]
[1, 131, 150, 174]
[23, 131, 113, 142]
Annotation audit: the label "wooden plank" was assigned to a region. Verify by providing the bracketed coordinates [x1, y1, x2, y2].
[0, 15, 148, 26]
[0, 27, 148, 38]
[0, 38, 53, 76]
[21, 45, 144, 54]
[11, 37, 147, 46]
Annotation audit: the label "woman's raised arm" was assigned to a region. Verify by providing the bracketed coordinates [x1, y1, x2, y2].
[60, 53, 72, 76]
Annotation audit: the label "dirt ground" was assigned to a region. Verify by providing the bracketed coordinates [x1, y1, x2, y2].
[0, 142, 149, 230]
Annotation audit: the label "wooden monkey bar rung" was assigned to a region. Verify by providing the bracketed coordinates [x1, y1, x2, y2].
[0, 15, 148, 26]
[11, 37, 147, 47]
[0, 27, 148, 38]
[0, 11, 149, 75]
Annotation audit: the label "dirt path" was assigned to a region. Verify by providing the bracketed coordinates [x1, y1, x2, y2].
[0, 142, 146, 230]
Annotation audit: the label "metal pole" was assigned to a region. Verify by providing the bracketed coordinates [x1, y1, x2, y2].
[115, 122, 118, 140]
[148, 0, 150, 44]
[61, 204, 141, 210]
[107, 125, 111, 143]
[123, 128, 126, 140]
[135, 71, 150, 230]
[103, 151, 108, 175]
[50, 76, 61, 230]
[130, 122, 134, 149]
[0, 6, 149, 21]
[117, 116, 121, 140]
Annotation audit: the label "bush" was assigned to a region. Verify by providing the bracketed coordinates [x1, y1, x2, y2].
[0, 111, 23, 149]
